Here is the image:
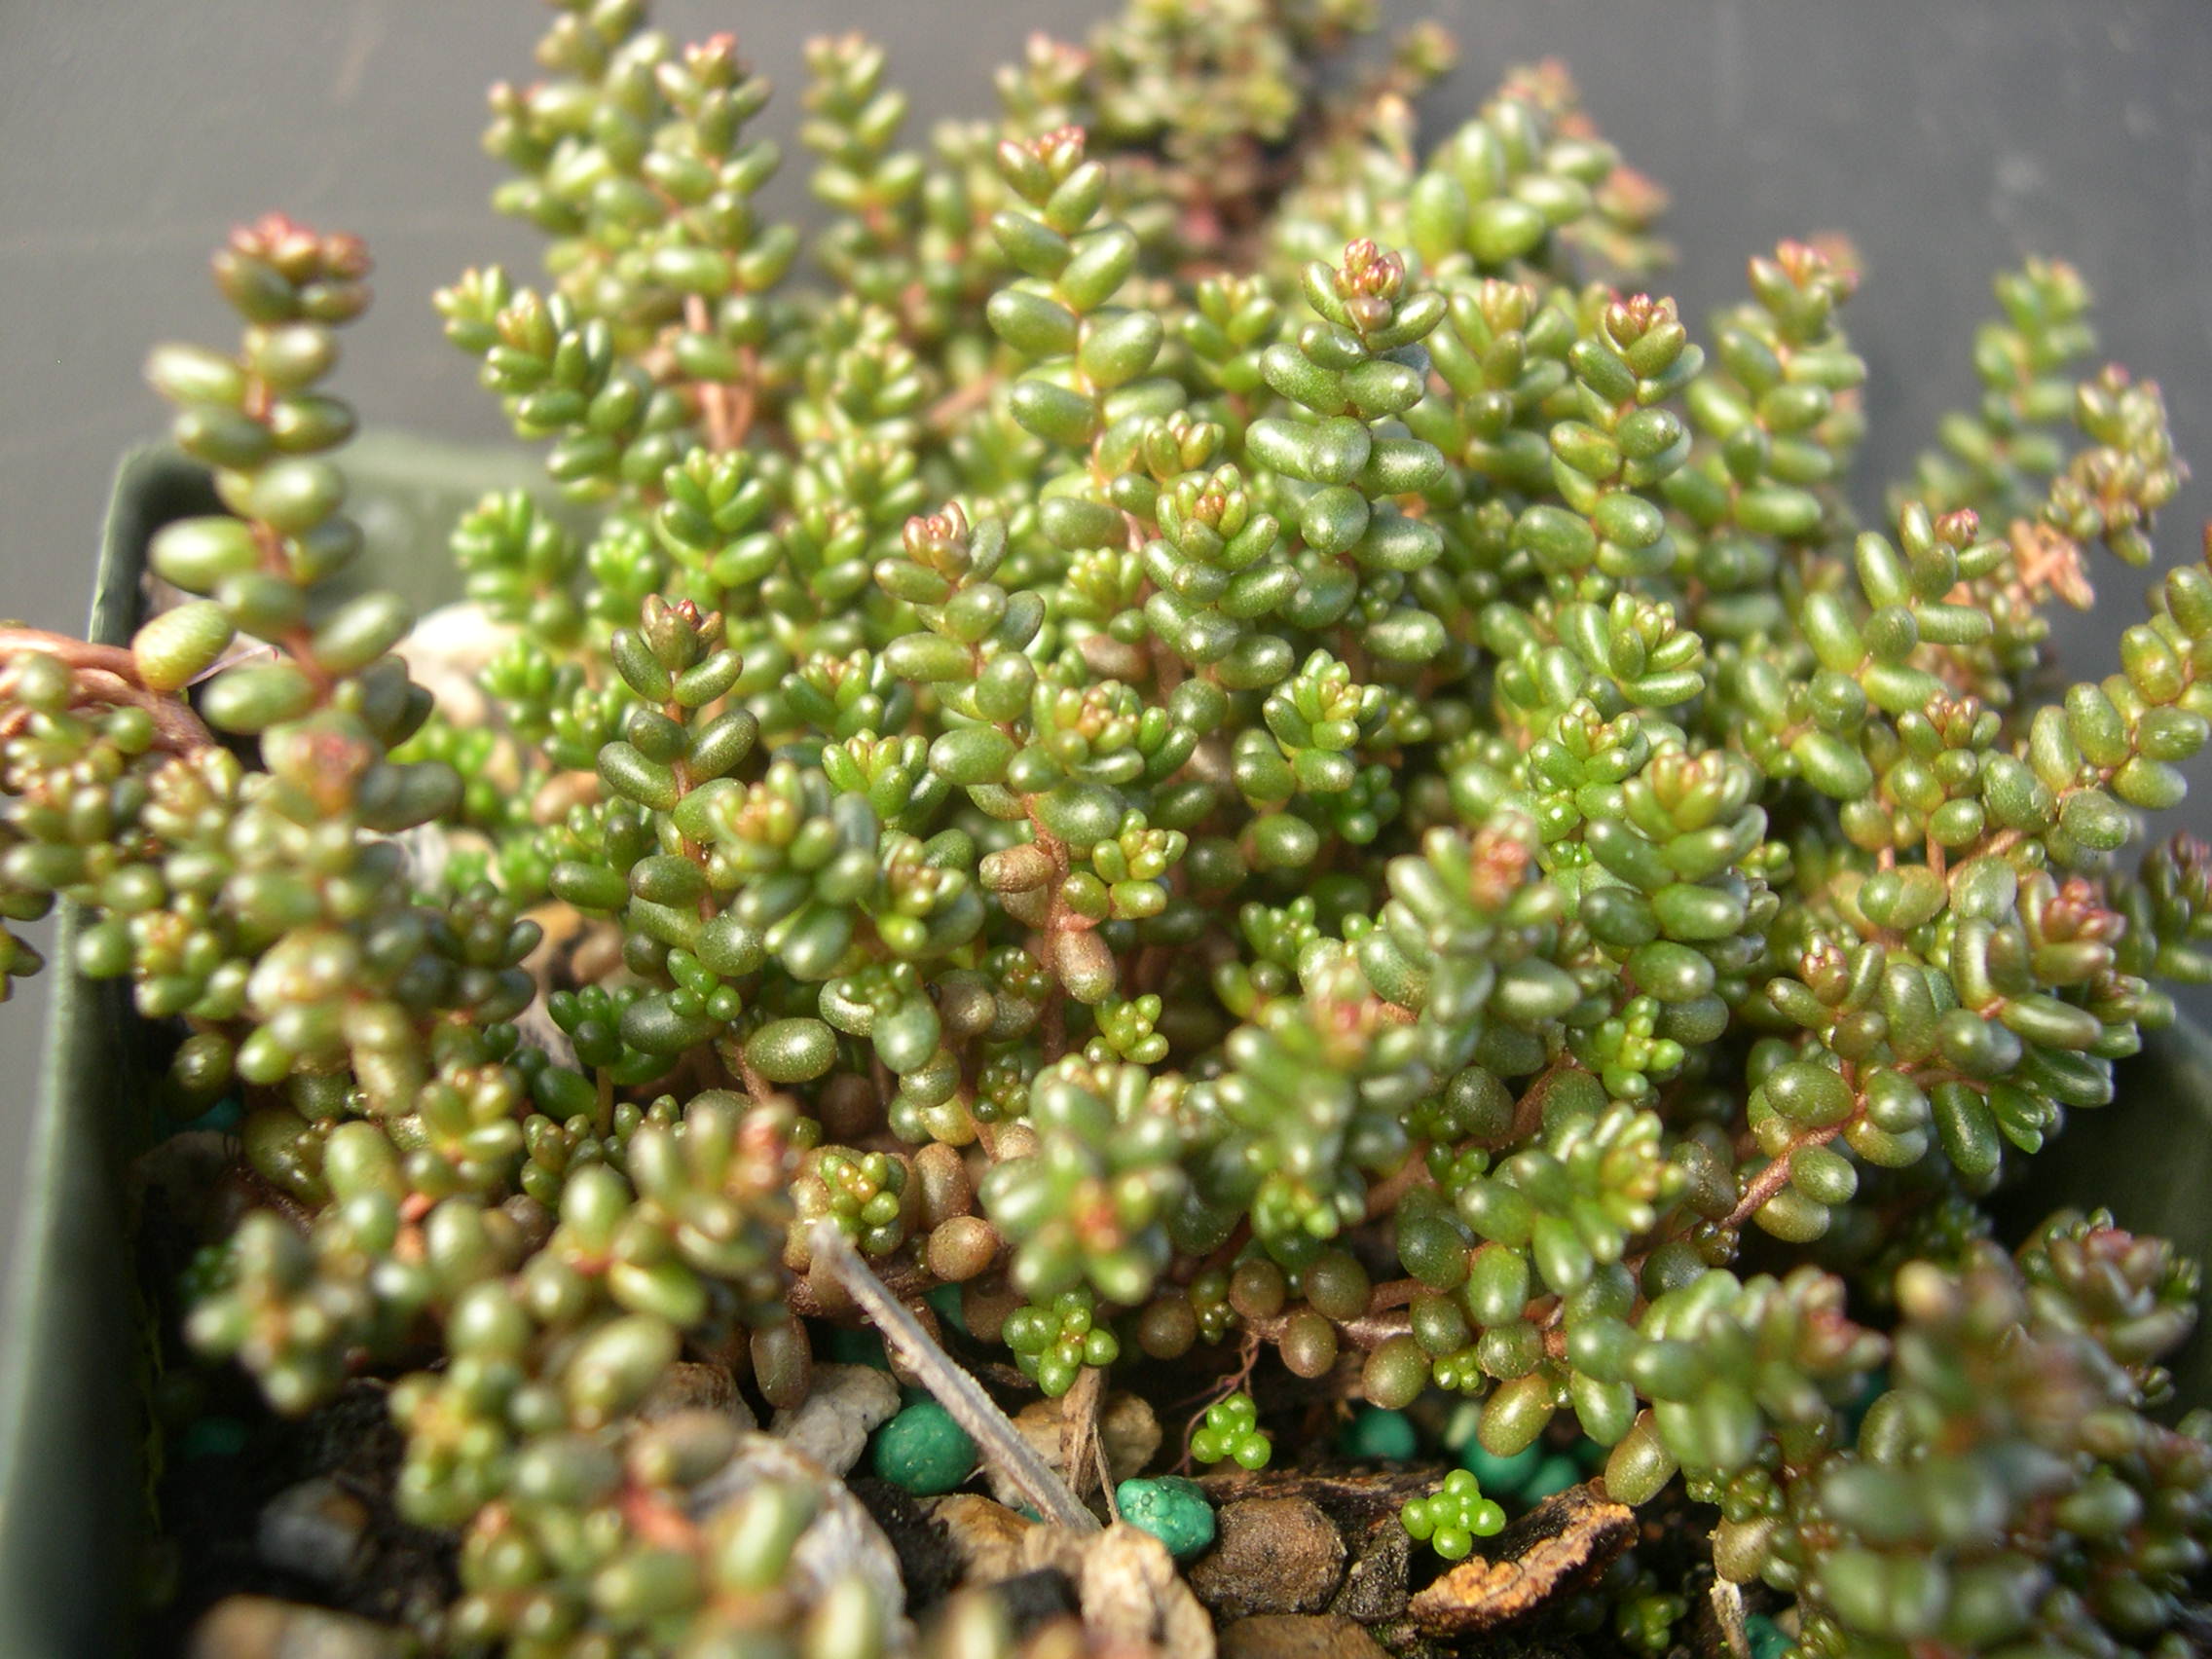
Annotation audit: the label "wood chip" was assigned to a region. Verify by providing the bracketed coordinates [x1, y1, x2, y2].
[1406, 1482, 1636, 1637]
[930, 1493, 1039, 1583]
[1059, 1364, 1105, 1504]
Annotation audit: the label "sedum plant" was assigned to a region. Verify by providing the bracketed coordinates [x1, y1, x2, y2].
[4, 1, 2212, 1654]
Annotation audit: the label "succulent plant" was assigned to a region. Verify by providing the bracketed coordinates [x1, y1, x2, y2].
[5, 0, 2212, 1653]
[1400, 1467, 1508, 1562]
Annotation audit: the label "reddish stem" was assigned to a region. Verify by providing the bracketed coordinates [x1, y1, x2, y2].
[0, 628, 215, 754]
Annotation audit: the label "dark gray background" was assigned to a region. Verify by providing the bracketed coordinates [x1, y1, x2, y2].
[1, 1, 2208, 1255]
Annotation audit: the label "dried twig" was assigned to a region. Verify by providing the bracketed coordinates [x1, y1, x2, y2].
[1061, 1363, 1105, 1504]
[1712, 1578, 1751, 1659]
[807, 1220, 1098, 1532]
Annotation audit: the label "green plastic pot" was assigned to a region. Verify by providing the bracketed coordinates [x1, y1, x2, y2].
[0, 434, 554, 1657]
[0, 437, 2207, 1654]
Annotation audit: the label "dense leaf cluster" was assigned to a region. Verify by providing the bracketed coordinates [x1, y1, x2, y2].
[4, 2, 2212, 1654]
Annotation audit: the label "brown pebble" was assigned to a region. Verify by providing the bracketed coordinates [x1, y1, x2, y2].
[1188, 1496, 1346, 1617]
[768, 1361, 899, 1475]
[1219, 1613, 1389, 1659]
[255, 1477, 368, 1585]
[1078, 1523, 1217, 1659]
[187, 1595, 405, 1659]
[1329, 1511, 1411, 1621]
